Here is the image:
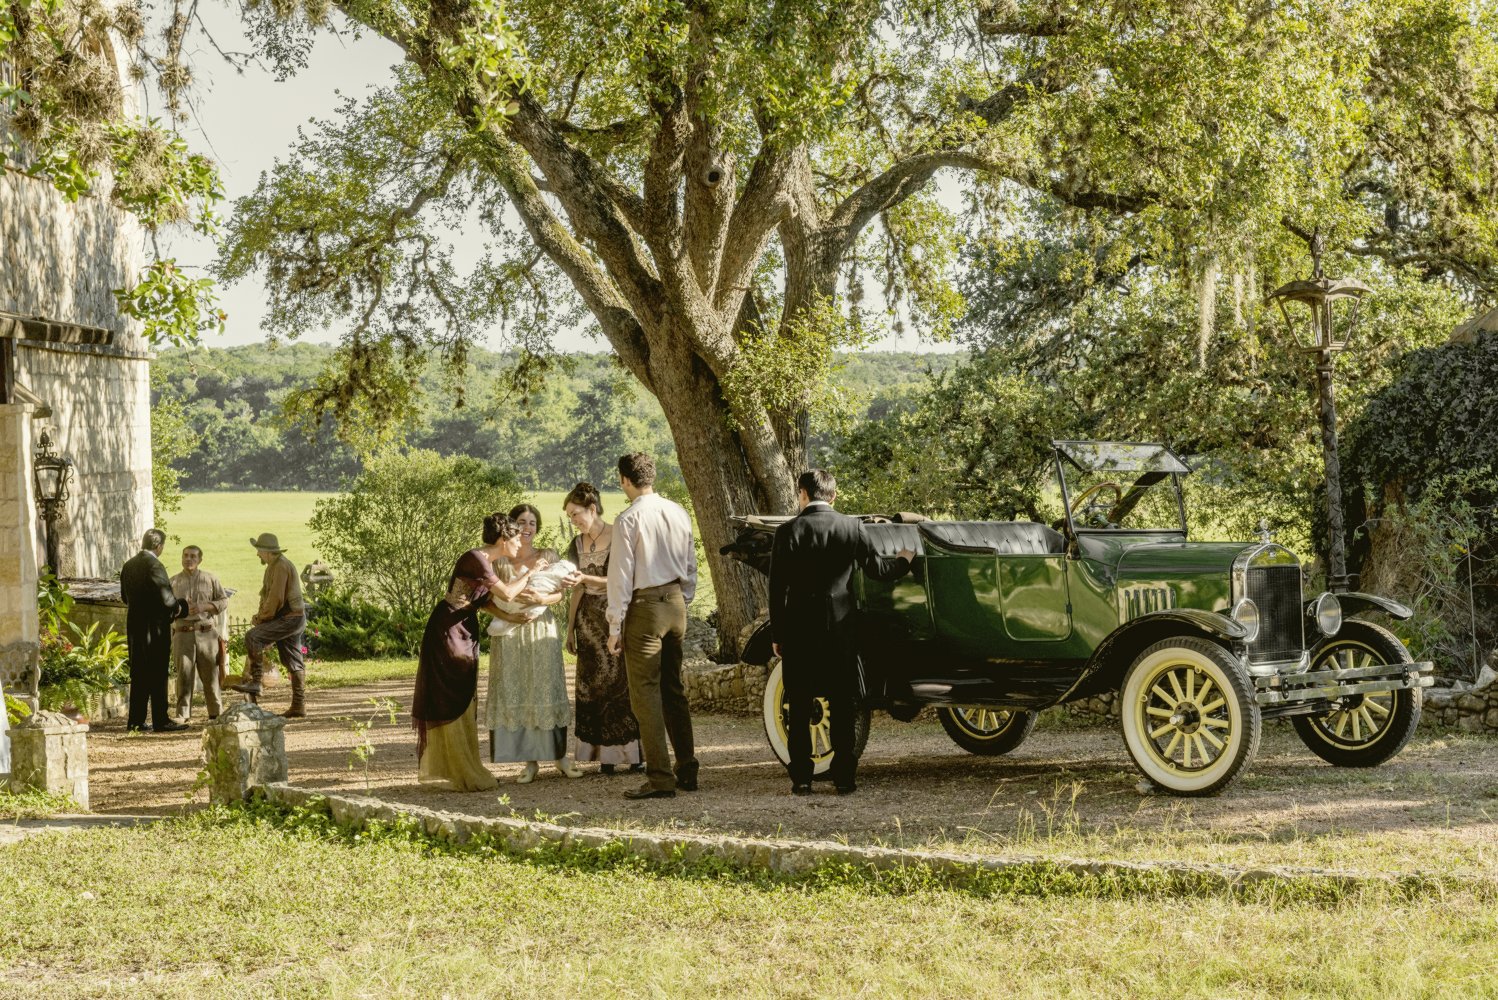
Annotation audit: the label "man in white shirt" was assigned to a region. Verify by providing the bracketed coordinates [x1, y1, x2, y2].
[607, 452, 698, 799]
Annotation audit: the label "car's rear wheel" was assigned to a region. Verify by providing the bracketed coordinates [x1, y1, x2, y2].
[1291, 621, 1422, 767]
[1120, 638, 1260, 796]
[762, 659, 871, 779]
[937, 706, 1037, 756]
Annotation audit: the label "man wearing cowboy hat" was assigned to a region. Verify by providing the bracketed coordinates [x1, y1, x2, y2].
[228, 533, 307, 718]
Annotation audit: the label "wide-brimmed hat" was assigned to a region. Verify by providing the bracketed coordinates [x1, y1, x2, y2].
[249, 532, 286, 553]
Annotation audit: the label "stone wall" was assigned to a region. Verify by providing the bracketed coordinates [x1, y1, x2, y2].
[0, 128, 150, 672]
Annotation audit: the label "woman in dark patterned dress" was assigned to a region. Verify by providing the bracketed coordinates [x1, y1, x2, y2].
[562, 483, 642, 773]
[412, 513, 541, 791]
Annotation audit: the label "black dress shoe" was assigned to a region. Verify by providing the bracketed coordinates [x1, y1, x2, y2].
[155, 720, 189, 733]
[623, 785, 676, 800]
[675, 776, 698, 792]
[600, 764, 616, 775]
[126, 725, 149, 734]
[835, 784, 856, 795]
[791, 783, 813, 796]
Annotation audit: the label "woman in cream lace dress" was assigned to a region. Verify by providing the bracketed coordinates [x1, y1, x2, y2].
[485, 503, 583, 783]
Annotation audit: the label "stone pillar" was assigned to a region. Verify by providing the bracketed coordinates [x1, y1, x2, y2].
[202, 702, 288, 804]
[0, 402, 40, 704]
[7, 709, 89, 809]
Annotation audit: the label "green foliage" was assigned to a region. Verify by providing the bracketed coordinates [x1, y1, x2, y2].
[115, 258, 227, 350]
[149, 368, 199, 527]
[306, 587, 423, 660]
[308, 450, 527, 620]
[332, 696, 401, 790]
[5, 692, 31, 726]
[1346, 334, 1498, 675]
[36, 573, 127, 710]
[0, 787, 80, 819]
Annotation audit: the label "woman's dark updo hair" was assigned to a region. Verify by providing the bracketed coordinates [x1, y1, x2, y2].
[483, 513, 521, 544]
[563, 482, 603, 516]
[508, 502, 542, 526]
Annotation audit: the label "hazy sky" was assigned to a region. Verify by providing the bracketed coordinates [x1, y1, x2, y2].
[167, 6, 950, 354]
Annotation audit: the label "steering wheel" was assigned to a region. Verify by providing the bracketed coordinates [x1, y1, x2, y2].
[1068, 480, 1124, 524]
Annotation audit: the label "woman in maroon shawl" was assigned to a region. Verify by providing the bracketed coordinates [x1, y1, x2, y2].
[412, 513, 544, 790]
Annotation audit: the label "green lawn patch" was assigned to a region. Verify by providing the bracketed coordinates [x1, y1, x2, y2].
[3, 804, 1497, 997]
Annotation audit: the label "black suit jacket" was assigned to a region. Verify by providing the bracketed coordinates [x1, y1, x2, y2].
[768, 505, 909, 654]
[120, 550, 189, 668]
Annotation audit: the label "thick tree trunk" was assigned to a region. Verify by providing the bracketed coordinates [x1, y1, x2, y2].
[643, 330, 798, 659]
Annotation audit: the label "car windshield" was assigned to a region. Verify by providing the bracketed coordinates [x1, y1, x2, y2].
[1055, 442, 1189, 533]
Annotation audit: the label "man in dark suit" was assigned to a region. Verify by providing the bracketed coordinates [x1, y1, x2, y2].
[121, 528, 190, 733]
[769, 470, 914, 795]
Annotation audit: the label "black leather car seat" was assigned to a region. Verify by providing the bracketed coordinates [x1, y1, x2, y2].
[863, 523, 924, 558]
[917, 520, 1066, 555]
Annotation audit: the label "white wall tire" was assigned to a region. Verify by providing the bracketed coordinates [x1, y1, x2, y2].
[1120, 638, 1261, 796]
[761, 658, 870, 778]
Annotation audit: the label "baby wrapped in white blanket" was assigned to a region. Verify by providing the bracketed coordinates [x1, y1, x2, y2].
[486, 559, 578, 636]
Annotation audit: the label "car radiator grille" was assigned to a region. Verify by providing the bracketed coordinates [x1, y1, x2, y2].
[1246, 565, 1303, 664]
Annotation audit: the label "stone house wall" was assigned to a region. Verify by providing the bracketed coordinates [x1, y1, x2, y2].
[0, 39, 150, 696]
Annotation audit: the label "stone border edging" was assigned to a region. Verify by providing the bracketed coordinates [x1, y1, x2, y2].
[256, 782, 1435, 895]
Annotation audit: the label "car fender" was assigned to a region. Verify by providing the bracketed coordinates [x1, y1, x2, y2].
[741, 620, 776, 665]
[1067, 609, 1249, 701]
[1306, 591, 1413, 621]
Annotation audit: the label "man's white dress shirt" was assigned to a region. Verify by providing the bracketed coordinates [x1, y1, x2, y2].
[606, 491, 698, 636]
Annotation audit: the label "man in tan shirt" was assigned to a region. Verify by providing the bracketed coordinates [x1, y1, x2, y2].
[227, 532, 307, 718]
[170, 545, 230, 722]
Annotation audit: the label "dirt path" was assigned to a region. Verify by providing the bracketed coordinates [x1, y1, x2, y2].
[75, 677, 1498, 872]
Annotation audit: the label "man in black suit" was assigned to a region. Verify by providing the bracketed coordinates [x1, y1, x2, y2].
[769, 470, 914, 795]
[121, 528, 191, 733]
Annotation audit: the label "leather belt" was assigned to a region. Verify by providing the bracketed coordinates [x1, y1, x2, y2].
[174, 623, 217, 633]
[633, 581, 682, 597]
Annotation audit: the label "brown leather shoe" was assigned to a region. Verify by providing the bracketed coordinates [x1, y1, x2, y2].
[623, 784, 676, 800]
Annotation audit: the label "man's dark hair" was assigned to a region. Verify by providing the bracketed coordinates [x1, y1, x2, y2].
[482, 513, 521, 544]
[618, 452, 657, 488]
[797, 469, 837, 503]
[183, 545, 203, 558]
[142, 528, 166, 551]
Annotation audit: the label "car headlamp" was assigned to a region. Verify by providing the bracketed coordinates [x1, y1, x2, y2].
[1313, 593, 1342, 637]
[1230, 598, 1261, 643]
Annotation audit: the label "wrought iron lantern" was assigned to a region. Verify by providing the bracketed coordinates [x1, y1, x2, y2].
[1267, 232, 1369, 593]
[32, 428, 73, 572]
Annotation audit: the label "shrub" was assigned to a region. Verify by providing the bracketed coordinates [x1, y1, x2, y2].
[36, 573, 128, 710]
[306, 587, 424, 660]
[309, 450, 527, 621]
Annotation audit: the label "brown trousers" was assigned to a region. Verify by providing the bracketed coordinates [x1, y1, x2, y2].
[623, 586, 696, 791]
[172, 628, 222, 720]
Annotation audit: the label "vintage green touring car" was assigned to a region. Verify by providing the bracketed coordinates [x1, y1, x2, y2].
[726, 441, 1434, 796]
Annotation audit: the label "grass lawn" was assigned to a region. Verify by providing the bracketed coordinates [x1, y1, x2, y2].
[4, 807, 1498, 998]
[306, 657, 419, 689]
[170, 489, 711, 621]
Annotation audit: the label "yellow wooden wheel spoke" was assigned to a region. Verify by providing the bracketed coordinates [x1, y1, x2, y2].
[1202, 716, 1231, 730]
[1163, 731, 1182, 759]
[1149, 722, 1176, 740]
[1146, 706, 1174, 719]
[1351, 709, 1364, 741]
[1152, 683, 1179, 707]
[1333, 711, 1350, 738]
[1196, 676, 1215, 705]
[1185, 669, 1196, 702]
[1199, 698, 1226, 714]
[1181, 734, 1193, 768]
[1366, 697, 1391, 718]
[1199, 726, 1225, 750]
[1359, 705, 1378, 734]
[1167, 671, 1187, 704]
[1358, 652, 1372, 669]
[1192, 733, 1212, 764]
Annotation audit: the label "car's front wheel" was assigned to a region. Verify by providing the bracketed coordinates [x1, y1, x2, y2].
[762, 659, 871, 779]
[937, 706, 1037, 756]
[1291, 621, 1423, 767]
[1120, 638, 1261, 796]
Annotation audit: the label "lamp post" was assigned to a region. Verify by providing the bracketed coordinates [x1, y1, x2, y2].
[32, 429, 74, 574]
[1267, 233, 1369, 593]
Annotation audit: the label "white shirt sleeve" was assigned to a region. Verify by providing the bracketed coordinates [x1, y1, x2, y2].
[681, 505, 698, 605]
[606, 510, 637, 636]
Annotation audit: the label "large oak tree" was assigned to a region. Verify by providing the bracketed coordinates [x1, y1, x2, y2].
[216, 0, 1498, 651]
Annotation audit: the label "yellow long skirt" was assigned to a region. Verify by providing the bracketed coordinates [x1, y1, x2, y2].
[418, 701, 498, 791]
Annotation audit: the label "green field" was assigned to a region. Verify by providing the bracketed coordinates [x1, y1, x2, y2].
[170, 490, 631, 619]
